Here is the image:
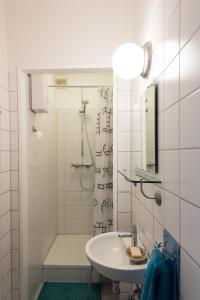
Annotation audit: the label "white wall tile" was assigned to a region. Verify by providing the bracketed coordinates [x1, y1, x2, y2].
[133, 131, 141, 152]
[181, 200, 200, 265]
[11, 192, 19, 210]
[163, 150, 179, 195]
[2, 213, 11, 236]
[65, 206, 93, 220]
[118, 132, 130, 151]
[12, 289, 20, 300]
[142, 207, 154, 243]
[11, 230, 19, 250]
[164, 0, 179, 22]
[57, 206, 64, 220]
[180, 28, 200, 98]
[117, 174, 131, 193]
[10, 171, 18, 191]
[118, 193, 131, 213]
[164, 55, 179, 109]
[153, 219, 163, 245]
[2, 252, 11, 277]
[8, 71, 17, 92]
[180, 0, 200, 48]
[180, 149, 200, 207]
[0, 109, 9, 130]
[2, 232, 11, 257]
[117, 79, 131, 91]
[9, 92, 18, 112]
[154, 188, 165, 226]
[132, 151, 142, 169]
[118, 112, 130, 131]
[65, 219, 93, 235]
[180, 249, 200, 300]
[118, 91, 131, 112]
[2, 172, 10, 194]
[0, 88, 9, 110]
[158, 113, 164, 150]
[180, 89, 200, 148]
[11, 211, 19, 230]
[132, 111, 141, 131]
[10, 112, 18, 131]
[157, 75, 164, 113]
[164, 5, 179, 66]
[164, 102, 179, 149]
[0, 130, 10, 151]
[0, 151, 10, 172]
[57, 220, 65, 234]
[2, 273, 11, 299]
[117, 151, 130, 172]
[164, 191, 180, 241]
[1, 192, 10, 215]
[118, 212, 131, 232]
[11, 250, 20, 270]
[11, 270, 20, 289]
[11, 151, 18, 170]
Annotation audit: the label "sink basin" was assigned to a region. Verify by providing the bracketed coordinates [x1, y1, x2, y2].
[85, 232, 148, 283]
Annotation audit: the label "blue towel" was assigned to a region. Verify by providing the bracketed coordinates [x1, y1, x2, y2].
[141, 247, 177, 300]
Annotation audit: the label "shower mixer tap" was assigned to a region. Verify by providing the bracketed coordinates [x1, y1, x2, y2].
[79, 99, 89, 114]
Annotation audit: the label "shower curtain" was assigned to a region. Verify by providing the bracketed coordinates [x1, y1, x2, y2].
[93, 87, 113, 235]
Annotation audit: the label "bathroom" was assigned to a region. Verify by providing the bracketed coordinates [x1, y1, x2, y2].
[0, 0, 200, 299]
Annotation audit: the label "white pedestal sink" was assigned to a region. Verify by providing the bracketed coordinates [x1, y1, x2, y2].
[85, 232, 148, 284]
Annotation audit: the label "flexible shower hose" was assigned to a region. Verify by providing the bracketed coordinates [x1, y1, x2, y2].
[80, 114, 96, 191]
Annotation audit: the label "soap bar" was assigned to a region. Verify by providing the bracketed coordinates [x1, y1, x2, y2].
[129, 247, 143, 259]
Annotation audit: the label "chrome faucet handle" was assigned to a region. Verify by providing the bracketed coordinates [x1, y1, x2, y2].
[118, 233, 132, 238]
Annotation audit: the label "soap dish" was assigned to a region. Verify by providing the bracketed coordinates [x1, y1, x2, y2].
[126, 246, 148, 265]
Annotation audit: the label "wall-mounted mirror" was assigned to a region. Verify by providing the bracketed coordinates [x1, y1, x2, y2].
[141, 84, 158, 174]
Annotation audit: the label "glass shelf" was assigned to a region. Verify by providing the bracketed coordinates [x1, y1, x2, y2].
[117, 169, 161, 184]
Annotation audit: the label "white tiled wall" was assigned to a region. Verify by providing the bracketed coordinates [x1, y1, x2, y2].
[0, 0, 12, 299]
[9, 70, 20, 300]
[128, 0, 200, 299]
[112, 75, 134, 299]
[113, 78, 131, 231]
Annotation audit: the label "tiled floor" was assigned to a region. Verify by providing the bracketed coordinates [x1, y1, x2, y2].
[38, 282, 101, 300]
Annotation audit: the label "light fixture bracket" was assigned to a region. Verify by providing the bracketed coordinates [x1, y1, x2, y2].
[141, 41, 152, 79]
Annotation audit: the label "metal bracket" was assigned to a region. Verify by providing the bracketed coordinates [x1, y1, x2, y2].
[28, 74, 37, 114]
[140, 182, 162, 206]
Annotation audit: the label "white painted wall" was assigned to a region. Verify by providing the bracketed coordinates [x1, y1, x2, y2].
[5, 0, 134, 70]
[0, 0, 8, 89]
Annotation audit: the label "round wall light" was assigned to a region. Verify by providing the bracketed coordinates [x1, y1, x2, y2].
[112, 41, 152, 80]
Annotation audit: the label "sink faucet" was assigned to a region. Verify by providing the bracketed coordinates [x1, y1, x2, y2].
[119, 224, 137, 246]
[131, 224, 137, 246]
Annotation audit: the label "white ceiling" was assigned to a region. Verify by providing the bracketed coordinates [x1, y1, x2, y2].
[4, 0, 76, 5]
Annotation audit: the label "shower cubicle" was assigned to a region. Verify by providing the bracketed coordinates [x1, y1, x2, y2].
[22, 71, 113, 299]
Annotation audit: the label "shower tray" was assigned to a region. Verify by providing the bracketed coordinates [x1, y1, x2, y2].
[43, 235, 100, 282]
